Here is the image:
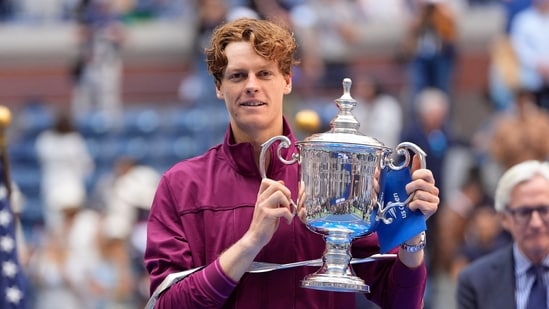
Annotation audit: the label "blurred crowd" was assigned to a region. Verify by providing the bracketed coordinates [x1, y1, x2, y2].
[3, 0, 549, 308]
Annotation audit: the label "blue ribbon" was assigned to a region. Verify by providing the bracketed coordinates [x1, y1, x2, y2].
[376, 167, 426, 253]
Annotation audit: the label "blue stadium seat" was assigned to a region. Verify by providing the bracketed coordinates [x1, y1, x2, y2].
[8, 139, 39, 167]
[122, 136, 150, 161]
[172, 136, 204, 160]
[76, 111, 114, 138]
[121, 107, 161, 138]
[15, 103, 54, 139]
[19, 196, 44, 227]
[10, 165, 41, 207]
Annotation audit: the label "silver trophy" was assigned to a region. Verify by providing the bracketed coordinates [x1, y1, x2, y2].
[259, 78, 426, 293]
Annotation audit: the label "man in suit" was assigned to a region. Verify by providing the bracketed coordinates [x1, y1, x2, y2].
[456, 160, 549, 309]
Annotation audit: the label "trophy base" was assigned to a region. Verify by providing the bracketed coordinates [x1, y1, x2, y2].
[301, 273, 370, 293]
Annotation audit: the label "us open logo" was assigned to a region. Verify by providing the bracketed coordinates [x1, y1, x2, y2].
[387, 192, 408, 220]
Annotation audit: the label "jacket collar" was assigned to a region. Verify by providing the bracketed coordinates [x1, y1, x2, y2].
[222, 116, 298, 179]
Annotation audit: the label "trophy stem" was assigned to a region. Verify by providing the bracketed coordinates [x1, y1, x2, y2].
[301, 229, 369, 293]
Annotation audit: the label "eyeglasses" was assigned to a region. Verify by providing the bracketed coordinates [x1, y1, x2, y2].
[506, 205, 549, 225]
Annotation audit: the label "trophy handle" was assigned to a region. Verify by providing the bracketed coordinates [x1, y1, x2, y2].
[377, 142, 427, 224]
[259, 135, 298, 178]
[259, 136, 299, 214]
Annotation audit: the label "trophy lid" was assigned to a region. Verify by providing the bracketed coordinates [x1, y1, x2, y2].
[299, 78, 388, 149]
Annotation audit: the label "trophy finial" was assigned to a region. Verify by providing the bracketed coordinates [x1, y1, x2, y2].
[342, 78, 352, 99]
[330, 78, 360, 134]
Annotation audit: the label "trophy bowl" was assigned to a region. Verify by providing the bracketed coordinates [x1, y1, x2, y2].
[259, 78, 426, 293]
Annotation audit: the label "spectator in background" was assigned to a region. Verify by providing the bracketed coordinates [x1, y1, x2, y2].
[401, 87, 458, 281]
[427, 163, 507, 309]
[178, 1, 261, 105]
[351, 73, 403, 148]
[127, 0, 188, 20]
[0, 0, 13, 21]
[487, 0, 531, 111]
[487, 33, 521, 111]
[457, 160, 549, 309]
[502, 0, 533, 34]
[16, 0, 66, 23]
[89, 156, 136, 212]
[398, 0, 458, 104]
[510, 0, 549, 110]
[27, 184, 97, 309]
[357, 0, 409, 22]
[95, 156, 160, 306]
[471, 88, 549, 196]
[450, 206, 510, 278]
[237, 0, 306, 28]
[297, 0, 362, 89]
[488, 89, 549, 172]
[35, 110, 94, 232]
[402, 87, 454, 203]
[104, 158, 160, 248]
[177, 0, 228, 105]
[91, 217, 136, 309]
[91, 156, 160, 242]
[72, 0, 126, 125]
[434, 166, 495, 277]
[28, 184, 135, 309]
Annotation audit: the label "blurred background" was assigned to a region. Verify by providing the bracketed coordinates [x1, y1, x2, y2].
[1, 0, 547, 308]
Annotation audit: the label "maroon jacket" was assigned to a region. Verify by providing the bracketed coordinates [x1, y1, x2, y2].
[144, 118, 427, 308]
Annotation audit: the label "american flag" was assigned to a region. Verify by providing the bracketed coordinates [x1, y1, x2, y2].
[0, 163, 26, 308]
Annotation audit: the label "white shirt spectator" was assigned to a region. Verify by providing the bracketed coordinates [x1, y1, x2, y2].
[510, 3, 549, 91]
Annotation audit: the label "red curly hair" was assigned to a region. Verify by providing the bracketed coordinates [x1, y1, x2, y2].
[205, 18, 299, 85]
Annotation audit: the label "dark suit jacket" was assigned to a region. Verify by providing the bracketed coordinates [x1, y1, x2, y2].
[456, 244, 516, 309]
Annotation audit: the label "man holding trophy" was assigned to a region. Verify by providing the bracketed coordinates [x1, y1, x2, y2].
[144, 18, 440, 308]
